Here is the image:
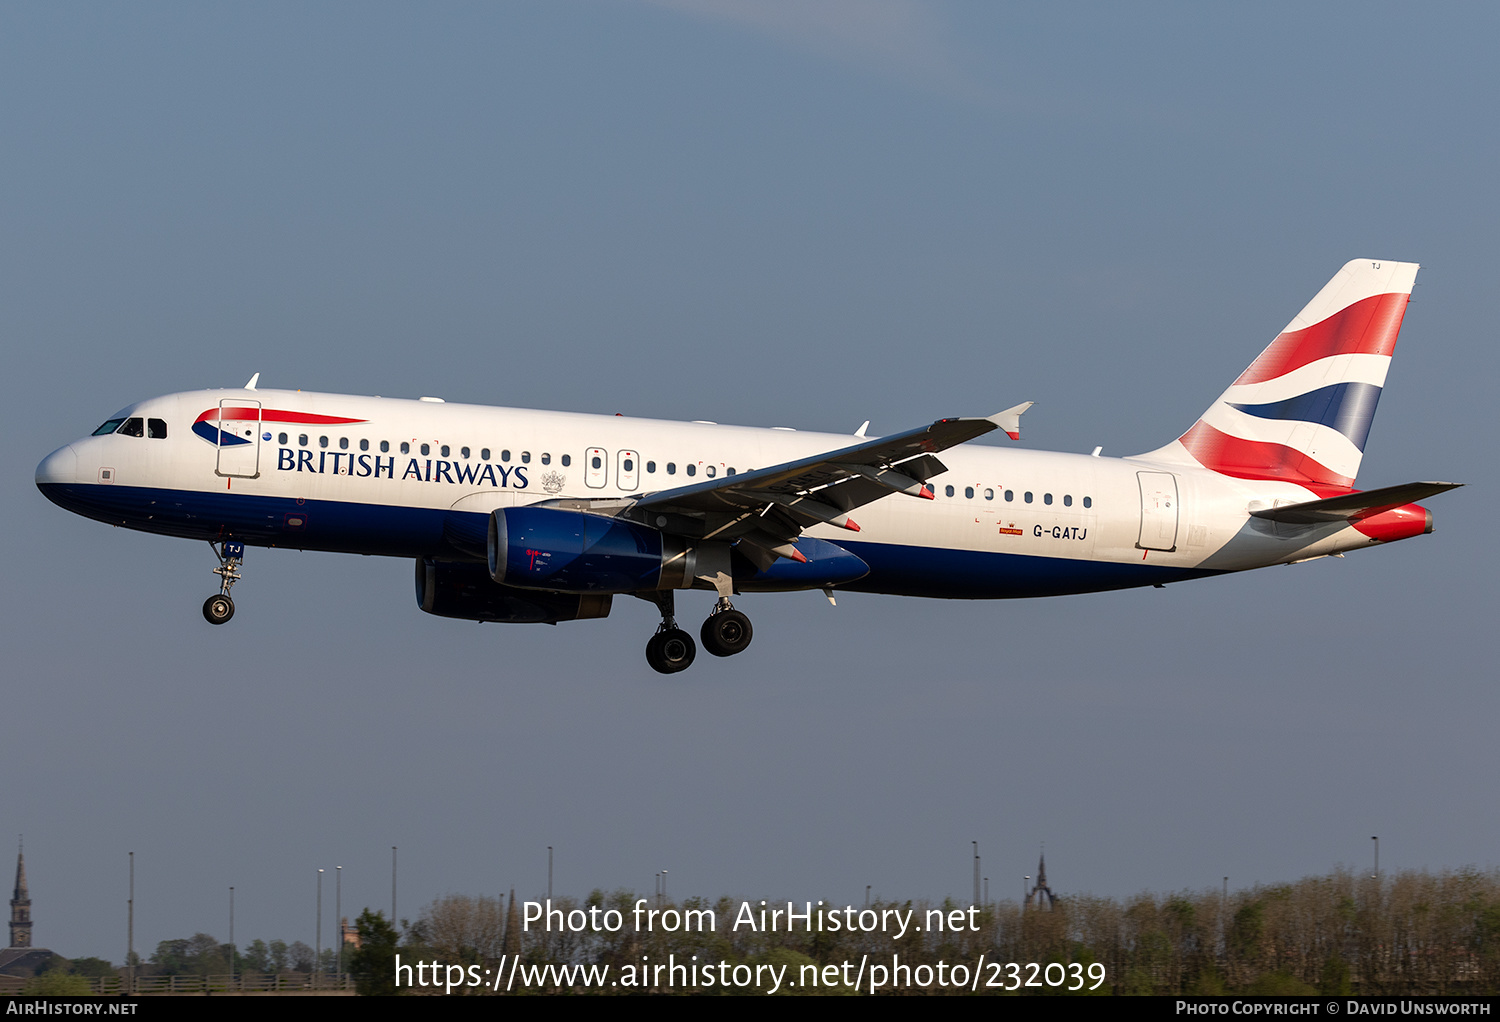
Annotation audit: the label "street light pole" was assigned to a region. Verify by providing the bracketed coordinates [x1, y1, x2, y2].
[335, 866, 342, 978]
[316, 868, 324, 988]
[972, 841, 980, 907]
[127, 852, 134, 995]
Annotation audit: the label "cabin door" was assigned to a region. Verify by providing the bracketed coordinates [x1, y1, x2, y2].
[214, 399, 263, 479]
[1136, 471, 1178, 552]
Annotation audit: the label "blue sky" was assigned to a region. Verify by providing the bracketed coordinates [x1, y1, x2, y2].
[3, 2, 1495, 960]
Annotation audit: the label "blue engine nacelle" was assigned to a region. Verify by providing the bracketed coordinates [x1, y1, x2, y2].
[415, 558, 612, 623]
[488, 506, 871, 595]
[488, 506, 696, 593]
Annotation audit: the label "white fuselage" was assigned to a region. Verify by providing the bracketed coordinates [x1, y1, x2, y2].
[36, 388, 1397, 600]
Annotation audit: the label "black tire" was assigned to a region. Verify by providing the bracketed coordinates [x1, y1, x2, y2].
[701, 609, 753, 657]
[203, 594, 235, 625]
[646, 628, 696, 674]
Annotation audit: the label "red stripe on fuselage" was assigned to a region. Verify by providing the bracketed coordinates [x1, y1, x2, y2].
[195, 407, 368, 425]
[1176, 421, 1353, 491]
[1234, 292, 1410, 385]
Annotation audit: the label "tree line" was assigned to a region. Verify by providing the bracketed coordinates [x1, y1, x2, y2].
[344, 867, 1500, 995]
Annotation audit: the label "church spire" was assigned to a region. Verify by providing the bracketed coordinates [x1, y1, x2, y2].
[9, 838, 32, 948]
[1025, 847, 1057, 911]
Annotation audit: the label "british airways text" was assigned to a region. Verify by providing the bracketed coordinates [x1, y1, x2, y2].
[275, 449, 530, 488]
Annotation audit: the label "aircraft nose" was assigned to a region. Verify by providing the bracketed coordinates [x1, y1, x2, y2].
[36, 444, 79, 488]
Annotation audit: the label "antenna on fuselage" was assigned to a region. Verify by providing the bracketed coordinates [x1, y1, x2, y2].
[244, 373, 260, 391]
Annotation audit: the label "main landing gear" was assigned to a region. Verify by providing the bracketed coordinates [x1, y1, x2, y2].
[640, 592, 754, 674]
[701, 599, 753, 658]
[203, 539, 244, 625]
[641, 591, 695, 674]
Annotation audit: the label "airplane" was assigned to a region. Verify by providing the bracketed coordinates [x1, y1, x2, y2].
[36, 259, 1460, 674]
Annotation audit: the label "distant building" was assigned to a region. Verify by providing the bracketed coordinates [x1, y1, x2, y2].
[1026, 853, 1058, 910]
[1, 842, 55, 979]
[9, 844, 30, 948]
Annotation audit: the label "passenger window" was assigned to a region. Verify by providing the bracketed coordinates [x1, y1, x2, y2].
[666, 463, 676, 475]
[279, 433, 289, 445]
[624, 458, 635, 472]
[686, 464, 696, 477]
[92, 418, 126, 436]
[561, 454, 571, 467]
[319, 436, 329, 449]
[1083, 496, 1092, 508]
[300, 434, 309, 447]
[380, 440, 389, 453]
[521, 452, 531, 464]
[440, 445, 449, 457]
[984, 488, 994, 500]
[420, 444, 430, 456]
[647, 461, 656, 473]
[460, 446, 470, 459]
[727, 467, 736, 476]
[591, 455, 602, 469]
[541, 453, 551, 465]
[340, 437, 349, 450]
[480, 448, 490, 460]
[400, 442, 410, 454]
[945, 485, 954, 497]
[147, 419, 168, 438]
[1005, 490, 1013, 502]
[705, 465, 714, 478]
[965, 486, 974, 499]
[1024, 492, 1033, 503]
[1044, 493, 1053, 505]
[1063, 494, 1072, 507]
[501, 450, 510, 462]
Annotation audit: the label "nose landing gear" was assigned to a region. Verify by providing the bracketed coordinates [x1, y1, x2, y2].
[203, 540, 244, 625]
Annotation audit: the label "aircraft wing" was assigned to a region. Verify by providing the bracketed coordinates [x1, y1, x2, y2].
[618, 413, 1012, 566]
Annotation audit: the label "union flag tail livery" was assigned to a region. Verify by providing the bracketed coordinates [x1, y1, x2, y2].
[36, 258, 1460, 674]
[1149, 259, 1417, 492]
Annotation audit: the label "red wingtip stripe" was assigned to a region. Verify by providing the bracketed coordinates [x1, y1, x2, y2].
[1005, 430, 1020, 441]
[790, 548, 808, 564]
[918, 487, 935, 500]
[1235, 292, 1410, 385]
[844, 519, 861, 532]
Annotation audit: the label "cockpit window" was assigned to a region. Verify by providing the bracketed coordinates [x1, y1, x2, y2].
[147, 418, 167, 439]
[92, 418, 126, 436]
[118, 418, 145, 437]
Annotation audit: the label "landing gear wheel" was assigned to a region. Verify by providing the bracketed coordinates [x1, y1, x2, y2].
[646, 628, 696, 674]
[701, 609, 753, 657]
[203, 594, 235, 625]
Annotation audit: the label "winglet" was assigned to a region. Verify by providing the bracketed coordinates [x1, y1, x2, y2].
[244, 373, 260, 391]
[989, 401, 1034, 441]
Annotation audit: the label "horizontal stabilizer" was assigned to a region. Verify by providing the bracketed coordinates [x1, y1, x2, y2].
[1250, 481, 1462, 524]
[990, 402, 1034, 441]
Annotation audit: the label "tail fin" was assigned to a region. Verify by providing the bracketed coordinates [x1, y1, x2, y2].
[1144, 259, 1418, 491]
